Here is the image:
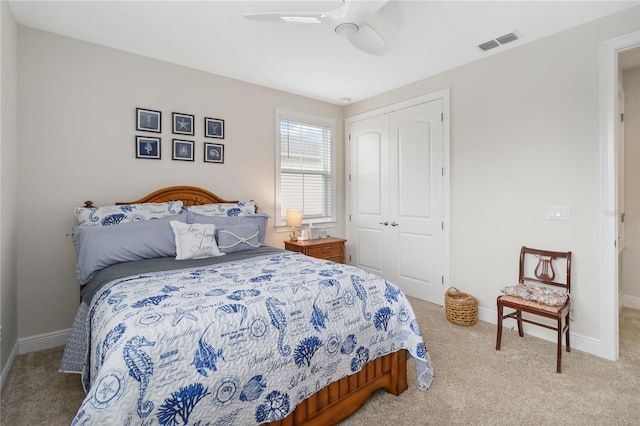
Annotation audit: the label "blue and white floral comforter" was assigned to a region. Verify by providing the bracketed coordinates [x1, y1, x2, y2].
[72, 251, 434, 425]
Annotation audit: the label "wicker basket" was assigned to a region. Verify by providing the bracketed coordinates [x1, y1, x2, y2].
[445, 287, 478, 326]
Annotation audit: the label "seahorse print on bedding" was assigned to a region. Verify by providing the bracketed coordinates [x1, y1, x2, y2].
[350, 275, 371, 320]
[123, 336, 155, 418]
[266, 297, 290, 356]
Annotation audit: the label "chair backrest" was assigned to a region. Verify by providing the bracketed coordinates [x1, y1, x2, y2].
[518, 246, 572, 293]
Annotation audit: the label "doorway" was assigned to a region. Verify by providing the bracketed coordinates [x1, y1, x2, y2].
[600, 31, 640, 361]
[618, 46, 640, 354]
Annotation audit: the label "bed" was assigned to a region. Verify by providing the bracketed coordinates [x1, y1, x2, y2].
[60, 186, 434, 425]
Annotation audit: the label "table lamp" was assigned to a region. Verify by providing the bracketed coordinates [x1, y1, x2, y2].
[286, 209, 303, 241]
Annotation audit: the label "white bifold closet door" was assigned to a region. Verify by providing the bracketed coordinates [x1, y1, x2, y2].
[348, 99, 445, 304]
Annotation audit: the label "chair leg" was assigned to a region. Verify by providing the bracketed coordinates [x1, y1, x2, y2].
[556, 318, 562, 373]
[516, 310, 524, 337]
[496, 301, 503, 350]
[565, 312, 571, 353]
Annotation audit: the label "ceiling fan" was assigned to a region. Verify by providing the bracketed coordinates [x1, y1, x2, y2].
[243, 0, 391, 56]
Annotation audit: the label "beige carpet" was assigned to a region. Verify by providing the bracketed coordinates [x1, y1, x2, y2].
[2, 298, 638, 425]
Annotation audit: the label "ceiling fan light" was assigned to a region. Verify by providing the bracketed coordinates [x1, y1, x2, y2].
[335, 22, 359, 37]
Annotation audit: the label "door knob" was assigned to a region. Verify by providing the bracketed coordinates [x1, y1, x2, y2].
[379, 221, 389, 226]
[391, 222, 399, 227]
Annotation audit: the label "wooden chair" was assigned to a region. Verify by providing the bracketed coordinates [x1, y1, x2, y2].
[496, 246, 572, 373]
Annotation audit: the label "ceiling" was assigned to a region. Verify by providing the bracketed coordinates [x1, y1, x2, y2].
[8, 1, 639, 105]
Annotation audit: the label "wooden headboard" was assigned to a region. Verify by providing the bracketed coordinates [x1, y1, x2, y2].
[83, 186, 239, 208]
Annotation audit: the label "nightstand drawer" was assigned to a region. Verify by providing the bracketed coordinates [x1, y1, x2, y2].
[283, 237, 347, 264]
[307, 244, 343, 260]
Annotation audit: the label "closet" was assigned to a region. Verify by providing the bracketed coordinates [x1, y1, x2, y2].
[347, 94, 448, 304]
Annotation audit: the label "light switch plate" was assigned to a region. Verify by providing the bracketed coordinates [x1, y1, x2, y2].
[546, 206, 571, 220]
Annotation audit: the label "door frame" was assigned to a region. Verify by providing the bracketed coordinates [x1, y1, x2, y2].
[599, 30, 640, 361]
[344, 88, 451, 295]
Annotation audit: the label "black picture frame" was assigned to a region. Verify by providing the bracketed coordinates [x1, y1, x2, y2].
[172, 112, 195, 136]
[136, 136, 161, 159]
[172, 139, 194, 161]
[204, 142, 224, 163]
[205, 117, 225, 139]
[136, 108, 161, 133]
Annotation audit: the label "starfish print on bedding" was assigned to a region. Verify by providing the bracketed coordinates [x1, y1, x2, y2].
[167, 307, 198, 326]
[98, 379, 116, 400]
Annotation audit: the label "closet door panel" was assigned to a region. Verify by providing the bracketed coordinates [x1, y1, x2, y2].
[349, 115, 390, 277]
[389, 100, 444, 302]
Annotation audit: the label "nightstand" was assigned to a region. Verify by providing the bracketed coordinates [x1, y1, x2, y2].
[284, 237, 347, 264]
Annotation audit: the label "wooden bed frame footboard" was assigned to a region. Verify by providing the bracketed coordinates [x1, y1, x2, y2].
[265, 350, 408, 426]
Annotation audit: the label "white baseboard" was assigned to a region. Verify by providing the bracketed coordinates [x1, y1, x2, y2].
[622, 294, 640, 310]
[1, 340, 19, 393]
[1, 329, 70, 393]
[18, 328, 70, 355]
[478, 306, 603, 357]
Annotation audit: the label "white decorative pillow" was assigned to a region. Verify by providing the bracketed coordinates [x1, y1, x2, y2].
[75, 201, 184, 226]
[170, 221, 223, 260]
[186, 201, 256, 217]
[500, 283, 568, 307]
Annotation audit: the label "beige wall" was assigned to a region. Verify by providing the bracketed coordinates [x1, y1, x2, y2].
[1, 0, 19, 380]
[10, 5, 640, 359]
[345, 7, 640, 346]
[16, 27, 344, 339]
[622, 66, 640, 307]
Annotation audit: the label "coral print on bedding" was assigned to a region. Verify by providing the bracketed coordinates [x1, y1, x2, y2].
[73, 252, 434, 425]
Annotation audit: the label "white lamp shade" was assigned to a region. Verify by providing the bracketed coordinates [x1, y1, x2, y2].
[286, 209, 303, 227]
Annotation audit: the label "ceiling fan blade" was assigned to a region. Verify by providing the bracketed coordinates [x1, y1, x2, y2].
[341, 0, 388, 25]
[243, 12, 325, 24]
[347, 23, 388, 55]
[242, 0, 344, 24]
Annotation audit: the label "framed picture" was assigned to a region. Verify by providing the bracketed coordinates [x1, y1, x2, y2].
[204, 142, 224, 163]
[172, 112, 194, 136]
[136, 136, 161, 159]
[205, 117, 225, 139]
[172, 139, 194, 161]
[136, 108, 161, 133]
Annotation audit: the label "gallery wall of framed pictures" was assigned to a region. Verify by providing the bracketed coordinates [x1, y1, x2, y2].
[135, 107, 225, 163]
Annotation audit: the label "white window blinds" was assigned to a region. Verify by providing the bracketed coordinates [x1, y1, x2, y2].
[277, 111, 335, 224]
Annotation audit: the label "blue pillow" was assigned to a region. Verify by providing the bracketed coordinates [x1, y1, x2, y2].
[72, 213, 186, 284]
[217, 224, 260, 254]
[186, 212, 269, 246]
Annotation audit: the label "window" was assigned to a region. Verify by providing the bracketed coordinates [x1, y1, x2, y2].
[275, 109, 336, 226]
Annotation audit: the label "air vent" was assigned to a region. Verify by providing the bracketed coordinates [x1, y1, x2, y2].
[478, 32, 519, 52]
[496, 33, 518, 45]
[479, 40, 500, 51]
